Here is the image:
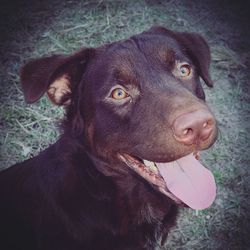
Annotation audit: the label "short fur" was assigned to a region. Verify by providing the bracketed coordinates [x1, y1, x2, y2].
[0, 27, 217, 250]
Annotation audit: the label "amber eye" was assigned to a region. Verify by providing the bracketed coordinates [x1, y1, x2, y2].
[179, 64, 191, 77]
[111, 88, 128, 100]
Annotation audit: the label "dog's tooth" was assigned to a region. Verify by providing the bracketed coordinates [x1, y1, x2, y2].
[143, 159, 153, 168]
[143, 159, 158, 173]
[151, 163, 158, 173]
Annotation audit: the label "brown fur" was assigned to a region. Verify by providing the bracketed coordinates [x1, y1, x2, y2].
[0, 27, 217, 250]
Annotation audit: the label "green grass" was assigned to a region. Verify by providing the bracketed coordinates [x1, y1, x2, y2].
[1, 0, 250, 249]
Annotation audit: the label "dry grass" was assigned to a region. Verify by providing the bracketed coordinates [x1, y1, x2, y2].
[0, 0, 250, 249]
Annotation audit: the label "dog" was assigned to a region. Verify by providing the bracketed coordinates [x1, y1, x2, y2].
[0, 27, 217, 250]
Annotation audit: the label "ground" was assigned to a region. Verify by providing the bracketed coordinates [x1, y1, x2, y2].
[0, 0, 250, 249]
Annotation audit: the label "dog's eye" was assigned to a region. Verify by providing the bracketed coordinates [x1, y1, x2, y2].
[111, 88, 128, 100]
[179, 64, 191, 77]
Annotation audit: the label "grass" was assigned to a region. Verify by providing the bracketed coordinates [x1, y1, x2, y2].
[1, 0, 250, 249]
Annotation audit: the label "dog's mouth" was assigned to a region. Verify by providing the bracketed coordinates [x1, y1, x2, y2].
[118, 152, 216, 210]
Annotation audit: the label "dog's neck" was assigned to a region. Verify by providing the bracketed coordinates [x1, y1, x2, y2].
[55, 136, 178, 246]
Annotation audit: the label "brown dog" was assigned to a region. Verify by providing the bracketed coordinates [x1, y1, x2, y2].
[0, 27, 217, 250]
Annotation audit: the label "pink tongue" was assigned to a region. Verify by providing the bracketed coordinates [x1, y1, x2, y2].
[156, 154, 216, 210]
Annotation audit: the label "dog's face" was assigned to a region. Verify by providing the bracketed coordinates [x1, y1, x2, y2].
[21, 27, 217, 209]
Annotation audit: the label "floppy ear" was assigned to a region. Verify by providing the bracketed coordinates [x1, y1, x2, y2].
[176, 32, 213, 87]
[20, 48, 94, 105]
[148, 27, 213, 87]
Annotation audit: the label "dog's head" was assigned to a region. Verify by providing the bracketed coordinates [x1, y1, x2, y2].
[21, 27, 217, 210]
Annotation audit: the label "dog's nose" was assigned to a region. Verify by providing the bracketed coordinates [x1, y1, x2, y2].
[172, 109, 215, 145]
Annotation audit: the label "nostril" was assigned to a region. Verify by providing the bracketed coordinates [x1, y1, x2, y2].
[183, 128, 193, 136]
[203, 122, 208, 128]
[200, 119, 214, 141]
[173, 127, 195, 145]
[183, 129, 188, 135]
[203, 118, 213, 128]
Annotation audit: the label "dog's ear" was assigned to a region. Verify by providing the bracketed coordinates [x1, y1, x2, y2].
[148, 27, 213, 87]
[176, 32, 213, 87]
[21, 48, 94, 105]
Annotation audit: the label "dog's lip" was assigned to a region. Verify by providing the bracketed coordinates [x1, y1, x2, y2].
[118, 153, 184, 204]
[119, 151, 216, 210]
